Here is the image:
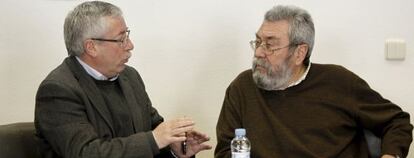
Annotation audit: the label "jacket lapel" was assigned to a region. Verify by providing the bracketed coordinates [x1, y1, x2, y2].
[65, 56, 115, 134]
[118, 74, 144, 131]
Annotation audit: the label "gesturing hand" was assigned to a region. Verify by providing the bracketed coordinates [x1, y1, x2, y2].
[381, 155, 397, 158]
[152, 117, 195, 149]
[170, 130, 212, 157]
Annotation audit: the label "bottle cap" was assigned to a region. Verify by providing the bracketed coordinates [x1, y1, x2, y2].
[235, 128, 246, 136]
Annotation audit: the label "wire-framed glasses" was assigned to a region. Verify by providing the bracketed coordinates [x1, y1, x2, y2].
[249, 40, 294, 56]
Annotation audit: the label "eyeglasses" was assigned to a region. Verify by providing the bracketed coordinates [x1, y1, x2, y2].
[91, 30, 130, 48]
[249, 40, 294, 56]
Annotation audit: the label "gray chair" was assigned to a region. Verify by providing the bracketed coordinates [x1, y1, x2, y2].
[0, 122, 42, 158]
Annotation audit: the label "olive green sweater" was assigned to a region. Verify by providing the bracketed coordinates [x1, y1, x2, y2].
[215, 63, 412, 158]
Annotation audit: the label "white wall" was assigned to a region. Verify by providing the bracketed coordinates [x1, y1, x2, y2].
[1, 0, 413, 157]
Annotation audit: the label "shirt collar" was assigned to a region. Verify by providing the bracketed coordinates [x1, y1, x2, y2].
[76, 56, 118, 81]
[283, 63, 311, 90]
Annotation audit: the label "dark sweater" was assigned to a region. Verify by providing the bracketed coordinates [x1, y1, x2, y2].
[215, 63, 412, 158]
[94, 79, 135, 137]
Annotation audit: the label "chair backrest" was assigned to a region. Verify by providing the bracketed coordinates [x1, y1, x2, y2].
[0, 122, 42, 158]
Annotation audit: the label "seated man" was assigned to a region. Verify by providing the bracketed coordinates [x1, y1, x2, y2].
[215, 5, 412, 158]
[35, 1, 211, 158]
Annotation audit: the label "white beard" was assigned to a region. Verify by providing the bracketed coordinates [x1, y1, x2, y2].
[252, 56, 293, 91]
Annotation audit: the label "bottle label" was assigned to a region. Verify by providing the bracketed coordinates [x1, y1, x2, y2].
[231, 152, 250, 158]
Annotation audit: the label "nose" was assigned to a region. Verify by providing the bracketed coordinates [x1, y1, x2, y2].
[254, 46, 266, 58]
[125, 38, 134, 51]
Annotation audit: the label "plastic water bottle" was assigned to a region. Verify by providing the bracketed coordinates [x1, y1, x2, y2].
[231, 128, 251, 158]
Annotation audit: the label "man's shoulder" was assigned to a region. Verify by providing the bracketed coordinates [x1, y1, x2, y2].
[120, 65, 141, 80]
[311, 63, 347, 71]
[232, 69, 253, 82]
[237, 69, 253, 79]
[310, 63, 361, 81]
[227, 69, 255, 89]
[122, 65, 138, 75]
[39, 57, 81, 89]
[43, 60, 74, 82]
[311, 63, 355, 75]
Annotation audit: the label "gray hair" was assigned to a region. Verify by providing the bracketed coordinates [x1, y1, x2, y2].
[64, 1, 123, 56]
[265, 5, 315, 66]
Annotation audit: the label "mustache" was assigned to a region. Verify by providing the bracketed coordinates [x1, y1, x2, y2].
[253, 57, 271, 71]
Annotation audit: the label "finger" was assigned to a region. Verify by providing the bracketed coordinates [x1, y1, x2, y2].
[187, 130, 208, 138]
[197, 137, 211, 144]
[188, 136, 210, 146]
[187, 134, 210, 142]
[169, 135, 187, 143]
[188, 131, 210, 141]
[187, 138, 209, 146]
[162, 119, 194, 133]
[195, 135, 210, 142]
[176, 132, 186, 137]
[172, 126, 194, 136]
[188, 130, 203, 135]
[165, 119, 194, 130]
[174, 119, 195, 128]
[190, 144, 212, 153]
[198, 144, 213, 150]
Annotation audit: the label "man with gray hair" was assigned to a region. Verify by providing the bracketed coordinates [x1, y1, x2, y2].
[215, 5, 412, 158]
[35, 1, 211, 158]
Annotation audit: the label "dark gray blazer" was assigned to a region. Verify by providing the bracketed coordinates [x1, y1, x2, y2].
[35, 56, 174, 158]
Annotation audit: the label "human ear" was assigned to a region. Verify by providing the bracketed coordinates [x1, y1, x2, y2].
[84, 40, 98, 57]
[294, 44, 308, 65]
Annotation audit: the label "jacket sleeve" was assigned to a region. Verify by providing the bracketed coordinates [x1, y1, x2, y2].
[130, 67, 176, 158]
[148, 96, 176, 158]
[35, 80, 161, 158]
[351, 76, 413, 157]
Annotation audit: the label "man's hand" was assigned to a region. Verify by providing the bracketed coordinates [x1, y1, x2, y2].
[152, 117, 195, 149]
[170, 130, 212, 157]
[381, 154, 397, 158]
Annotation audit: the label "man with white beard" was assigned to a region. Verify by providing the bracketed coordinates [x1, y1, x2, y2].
[215, 5, 412, 158]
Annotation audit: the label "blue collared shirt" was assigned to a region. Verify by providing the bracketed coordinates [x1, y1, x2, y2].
[76, 56, 119, 81]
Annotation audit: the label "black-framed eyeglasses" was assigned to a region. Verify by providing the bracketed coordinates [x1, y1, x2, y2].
[249, 39, 295, 56]
[91, 30, 130, 48]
